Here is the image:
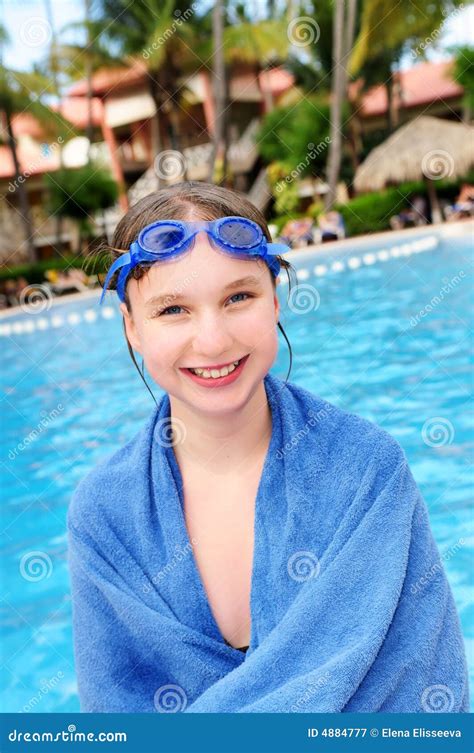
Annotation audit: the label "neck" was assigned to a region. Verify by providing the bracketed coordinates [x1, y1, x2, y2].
[169, 380, 272, 476]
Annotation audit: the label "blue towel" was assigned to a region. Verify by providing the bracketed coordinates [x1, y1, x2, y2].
[67, 372, 469, 713]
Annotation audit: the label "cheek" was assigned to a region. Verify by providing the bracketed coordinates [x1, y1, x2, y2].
[138, 329, 181, 388]
[134, 319, 174, 365]
[238, 302, 279, 359]
[241, 299, 278, 337]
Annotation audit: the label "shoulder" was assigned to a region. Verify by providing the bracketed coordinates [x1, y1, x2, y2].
[67, 406, 161, 537]
[266, 373, 407, 483]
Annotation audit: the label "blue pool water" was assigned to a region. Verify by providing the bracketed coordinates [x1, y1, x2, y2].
[1, 228, 472, 712]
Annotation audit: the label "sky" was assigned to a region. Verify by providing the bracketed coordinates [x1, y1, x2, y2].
[1, 0, 473, 74]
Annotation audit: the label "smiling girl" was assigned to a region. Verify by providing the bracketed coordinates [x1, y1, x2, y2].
[67, 181, 469, 714]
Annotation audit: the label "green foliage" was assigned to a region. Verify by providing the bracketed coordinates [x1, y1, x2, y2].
[48, 20, 121, 85]
[0, 254, 107, 284]
[274, 180, 300, 215]
[306, 200, 325, 220]
[450, 45, 474, 114]
[0, 67, 71, 140]
[258, 97, 332, 175]
[45, 164, 119, 223]
[350, 0, 465, 75]
[335, 184, 421, 235]
[336, 174, 472, 235]
[223, 19, 288, 65]
[95, 0, 204, 72]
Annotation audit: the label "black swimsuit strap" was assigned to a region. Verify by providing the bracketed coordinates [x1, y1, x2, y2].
[223, 638, 249, 652]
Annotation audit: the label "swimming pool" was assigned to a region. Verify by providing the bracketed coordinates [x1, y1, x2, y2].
[1, 224, 472, 712]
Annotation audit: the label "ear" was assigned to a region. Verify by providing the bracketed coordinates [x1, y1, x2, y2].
[120, 302, 142, 355]
[273, 288, 280, 323]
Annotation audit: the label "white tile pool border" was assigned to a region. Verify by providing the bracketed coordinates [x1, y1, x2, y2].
[281, 218, 472, 263]
[1, 220, 472, 337]
[277, 219, 472, 284]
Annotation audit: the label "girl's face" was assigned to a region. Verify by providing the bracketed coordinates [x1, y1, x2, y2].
[121, 231, 280, 416]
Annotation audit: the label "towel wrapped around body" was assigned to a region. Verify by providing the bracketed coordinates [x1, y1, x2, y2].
[67, 373, 469, 713]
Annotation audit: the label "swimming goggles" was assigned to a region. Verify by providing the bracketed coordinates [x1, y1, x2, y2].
[100, 216, 290, 304]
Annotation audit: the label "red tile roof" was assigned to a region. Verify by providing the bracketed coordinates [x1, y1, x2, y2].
[67, 61, 148, 97]
[0, 100, 103, 179]
[258, 67, 295, 96]
[67, 61, 296, 100]
[0, 140, 61, 180]
[9, 113, 46, 140]
[51, 97, 104, 129]
[349, 60, 462, 116]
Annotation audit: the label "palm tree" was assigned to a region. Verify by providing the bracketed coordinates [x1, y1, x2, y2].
[52, 6, 130, 208]
[57, 16, 122, 153]
[223, 16, 289, 111]
[42, 0, 70, 253]
[349, 0, 465, 131]
[208, 0, 226, 183]
[451, 45, 474, 122]
[324, 0, 357, 210]
[95, 0, 207, 174]
[0, 26, 70, 262]
[208, 10, 289, 183]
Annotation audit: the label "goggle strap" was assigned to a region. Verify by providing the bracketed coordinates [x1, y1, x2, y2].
[99, 253, 131, 305]
[267, 242, 290, 256]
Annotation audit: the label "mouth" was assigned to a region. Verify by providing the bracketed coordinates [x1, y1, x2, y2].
[180, 354, 250, 386]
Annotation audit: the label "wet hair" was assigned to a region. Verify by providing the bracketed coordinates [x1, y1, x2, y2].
[99, 181, 296, 400]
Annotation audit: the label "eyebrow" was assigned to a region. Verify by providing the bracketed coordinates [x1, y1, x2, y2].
[144, 275, 264, 308]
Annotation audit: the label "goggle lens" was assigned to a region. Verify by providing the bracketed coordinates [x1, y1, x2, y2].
[218, 219, 261, 248]
[140, 223, 185, 253]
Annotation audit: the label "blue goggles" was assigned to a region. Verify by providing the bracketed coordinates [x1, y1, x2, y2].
[100, 216, 289, 304]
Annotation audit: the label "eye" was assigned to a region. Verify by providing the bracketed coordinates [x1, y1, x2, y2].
[154, 304, 184, 317]
[228, 292, 254, 304]
[153, 292, 254, 317]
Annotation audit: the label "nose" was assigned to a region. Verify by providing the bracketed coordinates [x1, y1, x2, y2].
[191, 309, 235, 360]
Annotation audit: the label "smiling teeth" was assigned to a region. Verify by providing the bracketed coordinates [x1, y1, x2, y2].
[189, 359, 241, 378]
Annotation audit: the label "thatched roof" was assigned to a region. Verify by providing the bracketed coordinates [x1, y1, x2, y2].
[354, 116, 474, 192]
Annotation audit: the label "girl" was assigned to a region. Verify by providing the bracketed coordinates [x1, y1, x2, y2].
[68, 181, 469, 713]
